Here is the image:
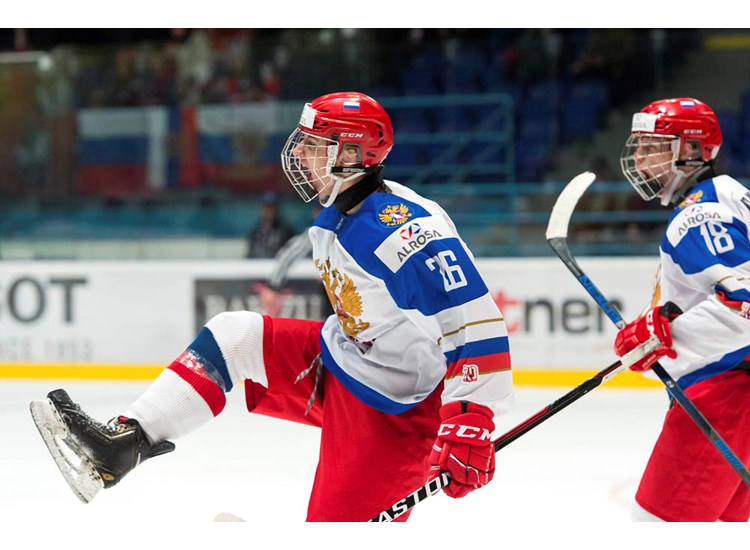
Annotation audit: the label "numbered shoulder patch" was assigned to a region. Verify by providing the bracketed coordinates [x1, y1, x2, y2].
[425, 250, 467, 291]
[699, 222, 735, 255]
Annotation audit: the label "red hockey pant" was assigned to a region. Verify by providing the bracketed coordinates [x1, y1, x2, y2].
[244, 315, 442, 522]
[636, 369, 750, 521]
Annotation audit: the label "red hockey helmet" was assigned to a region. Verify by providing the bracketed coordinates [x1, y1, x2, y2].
[302, 92, 394, 167]
[620, 98, 722, 205]
[282, 92, 394, 205]
[638, 97, 722, 161]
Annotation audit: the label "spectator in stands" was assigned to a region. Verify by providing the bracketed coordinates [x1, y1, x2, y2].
[571, 29, 637, 107]
[245, 191, 296, 258]
[513, 29, 561, 87]
[168, 28, 213, 105]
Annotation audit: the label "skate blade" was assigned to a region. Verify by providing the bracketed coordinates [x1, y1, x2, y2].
[214, 512, 246, 522]
[29, 398, 104, 504]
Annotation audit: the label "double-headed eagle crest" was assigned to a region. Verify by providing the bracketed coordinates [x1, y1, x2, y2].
[315, 258, 370, 338]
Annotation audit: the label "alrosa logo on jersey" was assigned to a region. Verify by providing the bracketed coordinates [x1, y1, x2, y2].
[741, 191, 750, 214]
[675, 204, 723, 236]
[397, 223, 443, 263]
[377, 204, 412, 227]
[375, 216, 453, 273]
[399, 223, 421, 240]
[396, 227, 443, 263]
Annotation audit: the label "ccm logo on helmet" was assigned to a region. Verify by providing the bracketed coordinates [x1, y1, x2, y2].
[438, 423, 492, 440]
[339, 132, 364, 138]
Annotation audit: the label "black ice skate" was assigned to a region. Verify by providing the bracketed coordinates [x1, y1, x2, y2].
[30, 389, 175, 503]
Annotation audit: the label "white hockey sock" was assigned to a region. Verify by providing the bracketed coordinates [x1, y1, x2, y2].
[125, 311, 266, 444]
[124, 368, 217, 443]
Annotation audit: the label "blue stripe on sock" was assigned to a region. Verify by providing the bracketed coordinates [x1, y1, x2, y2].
[187, 327, 233, 392]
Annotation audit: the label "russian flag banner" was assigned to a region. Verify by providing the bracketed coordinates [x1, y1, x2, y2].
[76, 102, 294, 196]
[195, 103, 287, 192]
[77, 107, 170, 195]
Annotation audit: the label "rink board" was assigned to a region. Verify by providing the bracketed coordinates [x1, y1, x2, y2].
[0, 257, 662, 387]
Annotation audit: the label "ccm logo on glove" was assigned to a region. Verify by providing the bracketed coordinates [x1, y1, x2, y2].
[428, 401, 495, 499]
[437, 423, 492, 440]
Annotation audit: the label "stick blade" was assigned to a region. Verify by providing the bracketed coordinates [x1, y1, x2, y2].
[545, 171, 597, 240]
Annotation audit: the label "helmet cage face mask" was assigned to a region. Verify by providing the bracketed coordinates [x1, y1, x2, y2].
[281, 129, 339, 203]
[620, 133, 681, 202]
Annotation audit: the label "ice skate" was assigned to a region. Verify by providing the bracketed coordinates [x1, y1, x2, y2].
[30, 389, 175, 504]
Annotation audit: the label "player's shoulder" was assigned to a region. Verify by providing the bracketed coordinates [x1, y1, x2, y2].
[356, 183, 461, 273]
[374, 180, 438, 212]
[357, 182, 445, 234]
[675, 175, 749, 211]
[665, 178, 741, 242]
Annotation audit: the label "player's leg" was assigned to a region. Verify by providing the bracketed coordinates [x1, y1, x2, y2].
[718, 372, 750, 522]
[719, 479, 750, 522]
[31, 311, 322, 502]
[634, 369, 750, 521]
[242, 314, 325, 427]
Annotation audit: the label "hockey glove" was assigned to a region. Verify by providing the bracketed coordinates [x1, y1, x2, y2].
[428, 401, 495, 498]
[614, 302, 682, 372]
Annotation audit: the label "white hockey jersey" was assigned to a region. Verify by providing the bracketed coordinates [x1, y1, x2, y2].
[308, 180, 514, 416]
[652, 175, 750, 388]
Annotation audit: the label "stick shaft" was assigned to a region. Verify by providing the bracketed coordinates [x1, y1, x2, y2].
[369, 339, 660, 522]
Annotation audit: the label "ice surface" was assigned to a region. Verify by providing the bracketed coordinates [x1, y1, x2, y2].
[1, 379, 736, 548]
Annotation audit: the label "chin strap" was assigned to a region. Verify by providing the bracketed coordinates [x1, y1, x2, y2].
[333, 167, 387, 214]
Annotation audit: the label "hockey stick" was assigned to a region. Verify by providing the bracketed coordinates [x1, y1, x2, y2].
[546, 171, 750, 488]
[369, 337, 662, 522]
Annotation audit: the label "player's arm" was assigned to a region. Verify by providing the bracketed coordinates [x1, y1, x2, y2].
[389, 234, 513, 413]
[385, 227, 513, 497]
[616, 208, 750, 384]
[666, 266, 750, 385]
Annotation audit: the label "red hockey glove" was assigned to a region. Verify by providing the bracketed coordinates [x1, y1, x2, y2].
[613, 303, 681, 372]
[428, 401, 495, 498]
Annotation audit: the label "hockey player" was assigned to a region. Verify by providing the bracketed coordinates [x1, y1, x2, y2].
[30, 92, 514, 521]
[613, 97, 750, 521]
